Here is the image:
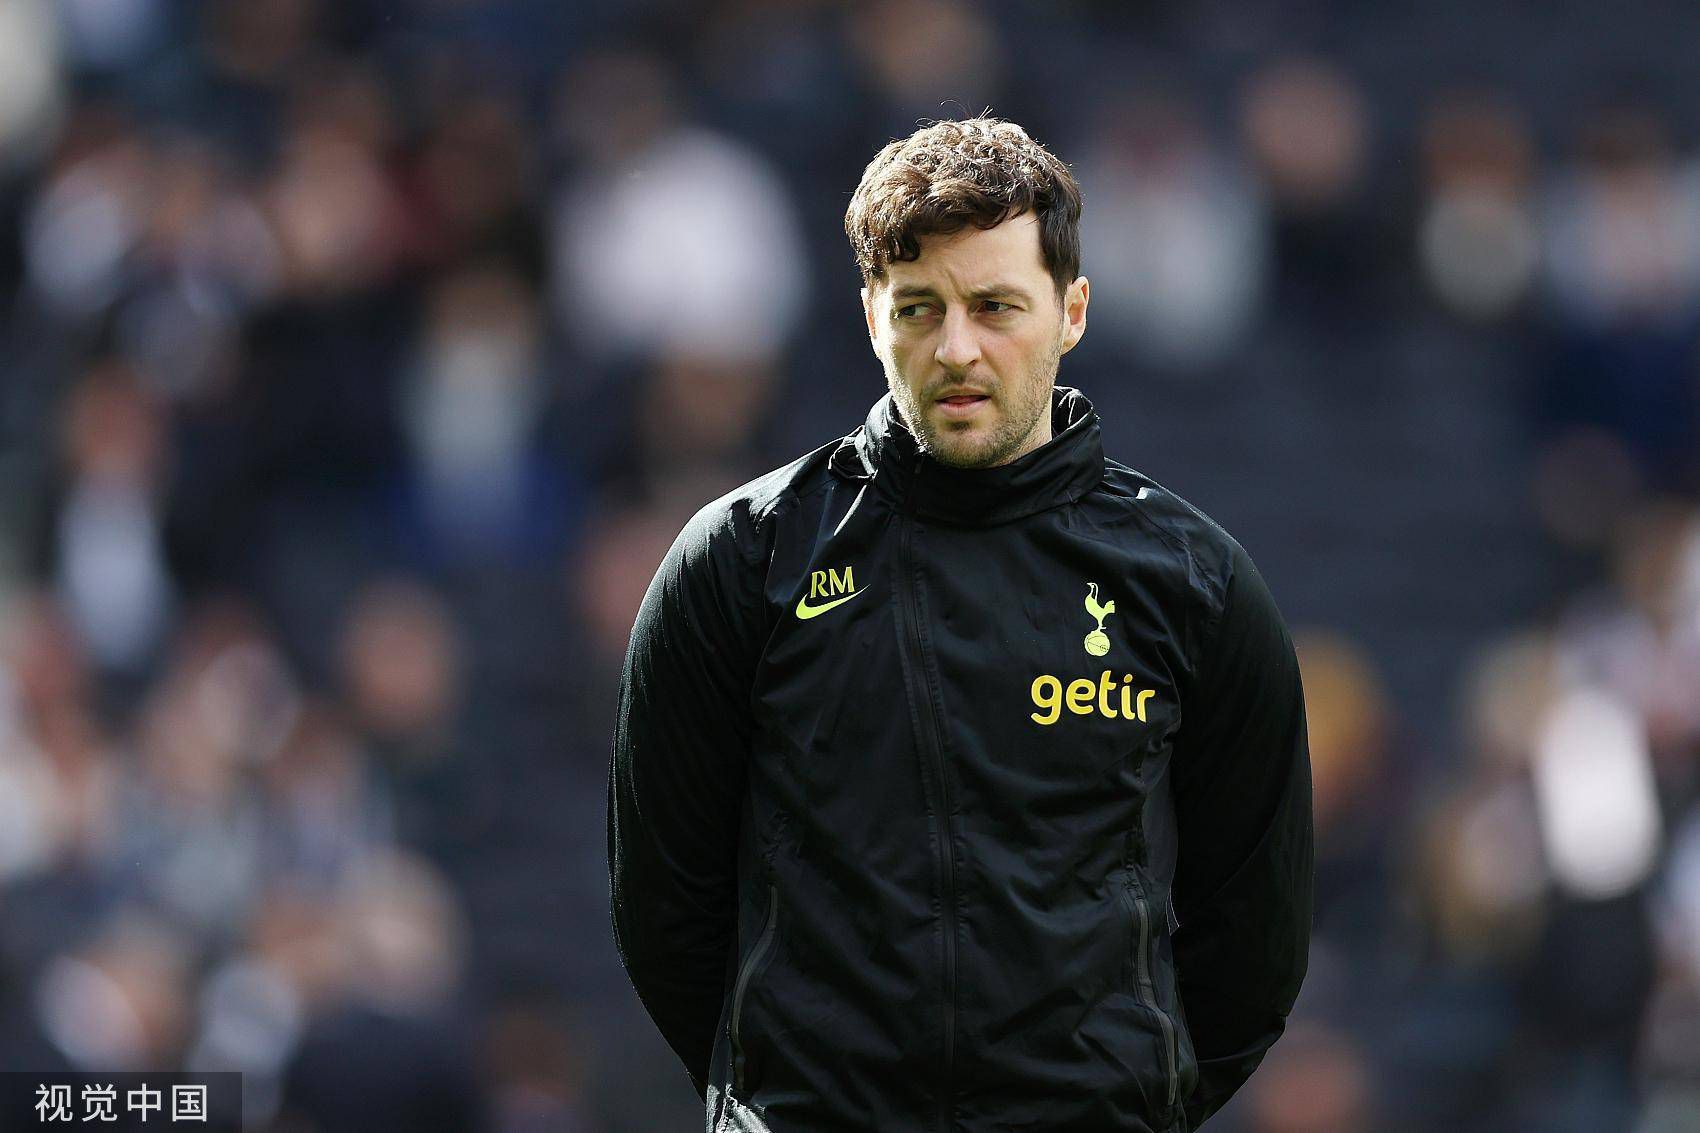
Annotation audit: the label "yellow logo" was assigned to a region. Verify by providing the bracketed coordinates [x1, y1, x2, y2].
[795, 566, 863, 620]
[1028, 582, 1154, 726]
[1030, 672, 1156, 726]
[1084, 582, 1115, 656]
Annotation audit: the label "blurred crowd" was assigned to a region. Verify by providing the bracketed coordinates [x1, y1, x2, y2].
[0, 1, 1697, 1130]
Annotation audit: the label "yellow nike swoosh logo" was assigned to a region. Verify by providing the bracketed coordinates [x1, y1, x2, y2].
[795, 589, 865, 620]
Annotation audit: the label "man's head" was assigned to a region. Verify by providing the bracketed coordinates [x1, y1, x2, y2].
[846, 117, 1088, 468]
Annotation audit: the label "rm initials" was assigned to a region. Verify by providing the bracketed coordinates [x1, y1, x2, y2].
[810, 567, 855, 598]
[1030, 672, 1156, 726]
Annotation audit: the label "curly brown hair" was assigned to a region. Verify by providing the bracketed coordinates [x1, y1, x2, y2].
[844, 117, 1082, 298]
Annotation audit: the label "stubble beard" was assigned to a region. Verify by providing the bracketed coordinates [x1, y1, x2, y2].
[887, 329, 1064, 470]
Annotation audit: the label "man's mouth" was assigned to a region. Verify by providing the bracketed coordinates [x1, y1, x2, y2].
[935, 391, 991, 419]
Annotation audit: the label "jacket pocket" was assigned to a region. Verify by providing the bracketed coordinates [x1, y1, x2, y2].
[1122, 874, 1180, 1122]
[730, 884, 780, 1098]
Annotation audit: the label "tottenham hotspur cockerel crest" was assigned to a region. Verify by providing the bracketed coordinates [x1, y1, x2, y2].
[1083, 583, 1115, 657]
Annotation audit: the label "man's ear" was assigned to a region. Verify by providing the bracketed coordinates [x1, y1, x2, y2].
[861, 285, 877, 343]
[1060, 276, 1089, 355]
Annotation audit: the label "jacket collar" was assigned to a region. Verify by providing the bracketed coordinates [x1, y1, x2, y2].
[830, 386, 1105, 526]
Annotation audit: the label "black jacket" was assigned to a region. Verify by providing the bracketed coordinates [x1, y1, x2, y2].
[609, 387, 1313, 1132]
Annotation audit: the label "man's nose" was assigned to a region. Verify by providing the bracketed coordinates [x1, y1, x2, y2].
[934, 308, 982, 373]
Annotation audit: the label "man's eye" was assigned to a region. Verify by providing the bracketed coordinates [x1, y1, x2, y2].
[896, 304, 932, 319]
[982, 301, 1013, 313]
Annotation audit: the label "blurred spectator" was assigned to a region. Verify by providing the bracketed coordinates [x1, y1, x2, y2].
[115, 135, 263, 402]
[1238, 57, 1386, 330]
[1292, 630, 1401, 961]
[339, 579, 459, 758]
[1241, 59, 1369, 219]
[483, 1000, 600, 1133]
[23, 122, 153, 318]
[550, 48, 809, 367]
[1554, 500, 1700, 781]
[187, 886, 323, 1123]
[1243, 1021, 1375, 1133]
[847, 0, 1005, 121]
[1417, 90, 1540, 322]
[49, 362, 174, 679]
[255, 702, 393, 890]
[178, 0, 320, 169]
[110, 601, 297, 938]
[1076, 86, 1267, 371]
[0, 0, 62, 171]
[692, 0, 864, 181]
[398, 261, 578, 565]
[1537, 100, 1700, 494]
[264, 92, 406, 300]
[570, 500, 693, 666]
[0, 595, 119, 894]
[335, 575, 499, 864]
[632, 350, 781, 493]
[21, 911, 194, 1072]
[1543, 102, 1700, 330]
[1531, 691, 1661, 902]
[409, 90, 545, 282]
[276, 850, 483, 1133]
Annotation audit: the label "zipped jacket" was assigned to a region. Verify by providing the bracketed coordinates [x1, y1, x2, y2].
[608, 387, 1313, 1132]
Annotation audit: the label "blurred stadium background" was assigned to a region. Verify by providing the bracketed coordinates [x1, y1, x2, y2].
[0, 1, 1697, 1130]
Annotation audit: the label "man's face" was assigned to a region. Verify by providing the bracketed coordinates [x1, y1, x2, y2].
[863, 213, 1088, 469]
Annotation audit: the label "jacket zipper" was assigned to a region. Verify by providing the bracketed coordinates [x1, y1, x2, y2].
[1127, 876, 1179, 1114]
[895, 484, 957, 1133]
[730, 884, 779, 1097]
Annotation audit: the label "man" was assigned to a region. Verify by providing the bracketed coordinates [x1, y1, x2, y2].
[609, 117, 1312, 1133]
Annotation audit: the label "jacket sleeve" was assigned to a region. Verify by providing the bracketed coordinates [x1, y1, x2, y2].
[607, 503, 765, 1101]
[1170, 539, 1314, 1129]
